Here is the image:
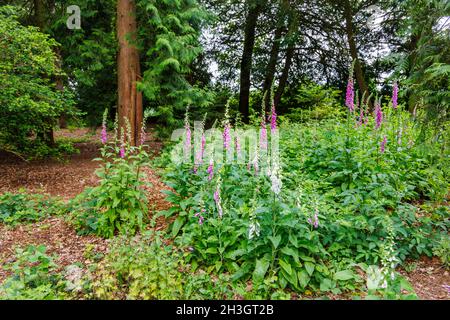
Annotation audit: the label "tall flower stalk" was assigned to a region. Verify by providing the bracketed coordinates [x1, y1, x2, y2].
[195, 113, 207, 171]
[392, 82, 398, 109]
[184, 106, 192, 161]
[380, 136, 387, 154]
[101, 109, 108, 144]
[346, 61, 356, 113]
[214, 176, 223, 218]
[223, 101, 231, 151]
[374, 99, 383, 130]
[260, 96, 268, 151]
[207, 158, 214, 181]
[270, 102, 277, 133]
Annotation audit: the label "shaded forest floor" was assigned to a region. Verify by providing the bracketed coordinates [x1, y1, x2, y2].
[0, 128, 448, 300]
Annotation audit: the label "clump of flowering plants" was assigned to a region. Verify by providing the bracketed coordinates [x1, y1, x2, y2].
[68, 111, 151, 239]
[156, 81, 449, 298]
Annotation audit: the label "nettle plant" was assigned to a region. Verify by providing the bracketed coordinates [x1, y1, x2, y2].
[69, 110, 150, 238]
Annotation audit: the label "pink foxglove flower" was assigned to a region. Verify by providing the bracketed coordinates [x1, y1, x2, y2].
[346, 78, 355, 112]
[308, 210, 319, 229]
[270, 103, 277, 133]
[214, 190, 223, 218]
[101, 110, 108, 144]
[185, 125, 192, 156]
[260, 121, 268, 151]
[194, 209, 205, 225]
[235, 136, 241, 156]
[392, 82, 398, 109]
[101, 125, 107, 144]
[207, 158, 214, 181]
[223, 124, 231, 151]
[195, 133, 206, 168]
[119, 146, 125, 158]
[380, 136, 387, 154]
[201, 134, 206, 159]
[375, 103, 383, 129]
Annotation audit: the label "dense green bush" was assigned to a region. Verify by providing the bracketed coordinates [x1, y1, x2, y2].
[0, 7, 76, 158]
[68, 117, 150, 238]
[279, 83, 344, 123]
[156, 103, 449, 298]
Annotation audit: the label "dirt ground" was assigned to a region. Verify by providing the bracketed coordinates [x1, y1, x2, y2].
[0, 128, 448, 300]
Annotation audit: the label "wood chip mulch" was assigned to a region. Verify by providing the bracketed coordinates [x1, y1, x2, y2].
[400, 256, 450, 300]
[0, 217, 109, 284]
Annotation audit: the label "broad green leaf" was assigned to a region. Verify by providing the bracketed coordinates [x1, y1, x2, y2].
[334, 270, 354, 281]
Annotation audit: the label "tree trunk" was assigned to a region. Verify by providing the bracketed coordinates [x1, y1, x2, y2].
[34, 0, 45, 29]
[239, 0, 263, 124]
[343, 0, 370, 108]
[262, 24, 284, 112]
[274, 8, 297, 108]
[117, 0, 143, 146]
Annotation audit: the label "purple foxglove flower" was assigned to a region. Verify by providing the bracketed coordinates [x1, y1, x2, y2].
[194, 210, 205, 225]
[235, 136, 241, 155]
[392, 82, 398, 109]
[308, 211, 319, 229]
[119, 147, 125, 158]
[185, 125, 192, 156]
[101, 124, 107, 144]
[314, 212, 319, 229]
[223, 124, 231, 151]
[380, 136, 387, 153]
[195, 134, 206, 168]
[270, 104, 277, 133]
[358, 108, 364, 127]
[375, 103, 383, 129]
[201, 134, 206, 158]
[260, 122, 268, 150]
[213, 189, 223, 218]
[346, 78, 355, 112]
[207, 159, 214, 181]
[253, 160, 259, 175]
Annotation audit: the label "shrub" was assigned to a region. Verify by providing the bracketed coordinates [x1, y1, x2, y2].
[156, 101, 448, 297]
[0, 7, 76, 158]
[67, 114, 150, 238]
[0, 192, 65, 226]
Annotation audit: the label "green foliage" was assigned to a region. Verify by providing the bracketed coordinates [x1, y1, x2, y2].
[389, 0, 450, 128]
[0, 7, 75, 157]
[137, 0, 213, 135]
[0, 245, 68, 300]
[90, 231, 234, 300]
[49, 0, 118, 127]
[279, 83, 344, 123]
[433, 234, 450, 268]
[0, 192, 65, 226]
[157, 104, 448, 298]
[68, 122, 150, 238]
